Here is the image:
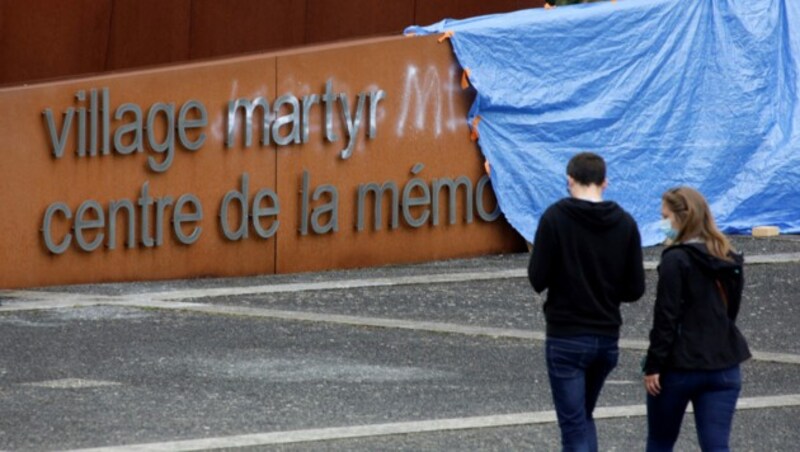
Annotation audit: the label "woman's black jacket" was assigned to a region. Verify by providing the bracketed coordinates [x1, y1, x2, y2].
[644, 243, 751, 375]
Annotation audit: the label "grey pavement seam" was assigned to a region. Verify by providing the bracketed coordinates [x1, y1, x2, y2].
[2, 252, 799, 302]
[62, 394, 800, 451]
[3, 297, 800, 365]
[123, 302, 800, 366]
[746, 252, 800, 264]
[140, 270, 531, 300]
[2, 251, 799, 366]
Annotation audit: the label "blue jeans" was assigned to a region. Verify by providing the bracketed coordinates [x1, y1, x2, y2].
[646, 365, 742, 452]
[546, 335, 620, 452]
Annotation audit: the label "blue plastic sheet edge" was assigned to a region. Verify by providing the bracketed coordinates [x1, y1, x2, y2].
[405, 0, 800, 246]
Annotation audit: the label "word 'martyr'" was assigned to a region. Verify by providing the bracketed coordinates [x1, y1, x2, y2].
[226, 79, 385, 159]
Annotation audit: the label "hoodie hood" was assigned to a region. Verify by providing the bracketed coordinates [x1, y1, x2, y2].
[555, 198, 626, 230]
[663, 242, 744, 273]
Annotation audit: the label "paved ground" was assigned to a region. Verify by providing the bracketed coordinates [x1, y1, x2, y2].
[0, 235, 799, 451]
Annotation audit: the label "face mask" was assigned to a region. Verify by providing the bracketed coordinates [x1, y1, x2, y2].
[658, 218, 678, 241]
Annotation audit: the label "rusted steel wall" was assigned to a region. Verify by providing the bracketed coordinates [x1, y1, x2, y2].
[188, 0, 307, 60]
[0, 0, 113, 84]
[415, 0, 548, 24]
[0, 35, 525, 288]
[106, 0, 192, 71]
[0, 0, 546, 86]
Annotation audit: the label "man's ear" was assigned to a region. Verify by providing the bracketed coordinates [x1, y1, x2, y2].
[601, 179, 609, 190]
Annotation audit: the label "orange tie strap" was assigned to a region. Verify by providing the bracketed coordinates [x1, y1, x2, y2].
[470, 116, 482, 142]
[461, 68, 471, 89]
[438, 30, 455, 43]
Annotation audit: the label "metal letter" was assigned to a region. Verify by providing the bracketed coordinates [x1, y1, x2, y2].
[43, 108, 74, 158]
[311, 185, 338, 234]
[76, 90, 87, 157]
[146, 102, 176, 173]
[252, 189, 279, 239]
[301, 94, 320, 144]
[107, 199, 136, 250]
[323, 79, 338, 142]
[74, 200, 105, 252]
[219, 173, 249, 241]
[102, 87, 111, 155]
[368, 89, 386, 139]
[178, 100, 208, 151]
[42, 202, 72, 254]
[272, 94, 301, 146]
[114, 103, 144, 155]
[138, 181, 155, 247]
[226, 97, 270, 148]
[173, 194, 203, 245]
[356, 181, 399, 231]
[339, 92, 367, 159]
[300, 170, 309, 235]
[432, 176, 473, 225]
[402, 164, 430, 228]
[89, 88, 98, 156]
[475, 175, 501, 221]
[154, 196, 174, 247]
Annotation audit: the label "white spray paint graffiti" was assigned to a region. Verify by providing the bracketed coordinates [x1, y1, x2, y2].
[214, 66, 463, 145]
[210, 80, 271, 144]
[395, 64, 464, 138]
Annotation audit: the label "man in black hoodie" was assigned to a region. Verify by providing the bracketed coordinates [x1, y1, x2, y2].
[528, 152, 645, 451]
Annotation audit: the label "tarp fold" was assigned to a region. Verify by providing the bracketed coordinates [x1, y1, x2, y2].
[406, 0, 800, 245]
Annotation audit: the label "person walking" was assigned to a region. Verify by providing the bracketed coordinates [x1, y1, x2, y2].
[643, 186, 751, 452]
[528, 152, 646, 451]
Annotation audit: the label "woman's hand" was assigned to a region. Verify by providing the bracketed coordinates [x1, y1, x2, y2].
[644, 374, 661, 396]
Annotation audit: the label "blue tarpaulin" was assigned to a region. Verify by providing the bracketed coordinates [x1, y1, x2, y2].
[406, 0, 800, 246]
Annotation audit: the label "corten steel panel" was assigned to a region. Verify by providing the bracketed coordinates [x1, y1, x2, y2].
[415, 0, 547, 24]
[0, 34, 524, 288]
[0, 0, 112, 86]
[275, 35, 525, 273]
[305, 0, 415, 44]
[106, 0, 191, 71]
[190, 0, 306, 59]
[0, 57, 278, 288]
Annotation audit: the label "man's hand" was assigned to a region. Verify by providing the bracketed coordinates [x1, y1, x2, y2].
[644, 374, 661, 396]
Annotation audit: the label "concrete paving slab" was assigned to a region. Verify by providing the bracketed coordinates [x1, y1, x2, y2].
[0, 306, 798, 451]
[0, 235, 798, 451]
[260, 406, 800, 452]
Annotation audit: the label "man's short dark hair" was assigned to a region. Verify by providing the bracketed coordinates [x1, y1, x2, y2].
[567, 152, 606, 186]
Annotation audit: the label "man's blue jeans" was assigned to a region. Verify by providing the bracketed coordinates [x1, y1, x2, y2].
[646, 365, 742, 452]
[546, 335, 620, 452]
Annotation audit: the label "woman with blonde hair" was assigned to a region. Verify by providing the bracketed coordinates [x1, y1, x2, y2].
[643, 187, 751, 451]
